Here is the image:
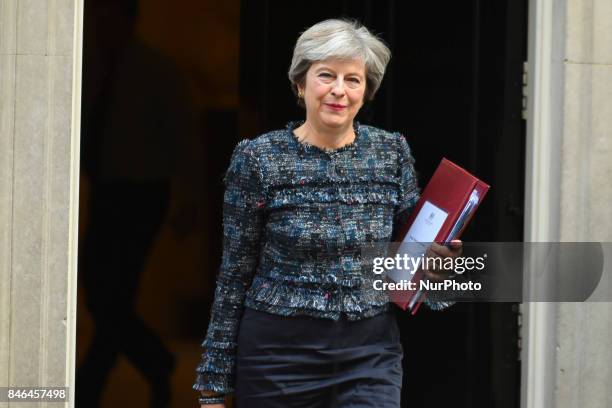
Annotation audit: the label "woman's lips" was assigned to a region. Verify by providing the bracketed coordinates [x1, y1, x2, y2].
[325, 103, 347, 111]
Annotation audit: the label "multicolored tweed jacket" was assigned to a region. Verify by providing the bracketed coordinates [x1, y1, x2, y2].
[193, 121, 450, 399]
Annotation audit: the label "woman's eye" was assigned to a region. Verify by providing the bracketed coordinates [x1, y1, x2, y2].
[318, 73, 332, 78]
[348, 78, 360, 83]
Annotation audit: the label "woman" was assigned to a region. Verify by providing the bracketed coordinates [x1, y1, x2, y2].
[194, 19, 462, 407]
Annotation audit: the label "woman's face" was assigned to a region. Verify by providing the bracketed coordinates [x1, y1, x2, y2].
[299, 58, 366, 130]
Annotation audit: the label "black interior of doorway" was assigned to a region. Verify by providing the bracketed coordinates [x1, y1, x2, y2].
[239, 0, 527, 407]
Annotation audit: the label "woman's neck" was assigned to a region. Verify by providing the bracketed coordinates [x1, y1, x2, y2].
[294, 119, 355, 149]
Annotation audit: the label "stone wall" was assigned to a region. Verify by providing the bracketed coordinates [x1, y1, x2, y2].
[555, 0, 612, 406]
[0, 1, 82, 407]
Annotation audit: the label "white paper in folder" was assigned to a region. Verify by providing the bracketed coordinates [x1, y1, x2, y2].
[387, 201, 448, 282]
[407, 189, 481, 310]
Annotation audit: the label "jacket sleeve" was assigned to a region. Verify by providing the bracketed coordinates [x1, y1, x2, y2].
[193, 139, 265, 395]
[393, 134, 454, 311]
[393, 133, 420, 230]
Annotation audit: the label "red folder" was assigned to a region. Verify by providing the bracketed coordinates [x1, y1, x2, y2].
[389, 158, 490, 313]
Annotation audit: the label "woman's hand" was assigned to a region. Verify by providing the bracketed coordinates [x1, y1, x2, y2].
[198, 391, 225, 408]
[422, 240, 463, 281]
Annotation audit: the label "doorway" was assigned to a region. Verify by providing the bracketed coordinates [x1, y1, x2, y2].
[239, 1, 527, 406]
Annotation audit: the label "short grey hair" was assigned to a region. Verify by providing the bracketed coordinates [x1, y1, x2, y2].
[288, 19, 391, 102]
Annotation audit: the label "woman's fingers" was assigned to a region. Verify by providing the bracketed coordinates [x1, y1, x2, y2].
[449, 239, 463, 249]
[422, 240, 463, 281]
[449, 239, 463, 257]
[429, 240, 463, 258]
[424, 268, 448, 281]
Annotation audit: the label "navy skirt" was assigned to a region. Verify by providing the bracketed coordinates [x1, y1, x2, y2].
[235, 307, 403, 407]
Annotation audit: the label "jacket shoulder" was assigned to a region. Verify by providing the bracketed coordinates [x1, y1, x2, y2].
[228, 128, 292, 165]
[361, 125, 409, 150]
[247, 128, 292, 152]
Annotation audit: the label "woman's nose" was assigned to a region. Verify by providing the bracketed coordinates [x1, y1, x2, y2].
[331, 79, 346, 96]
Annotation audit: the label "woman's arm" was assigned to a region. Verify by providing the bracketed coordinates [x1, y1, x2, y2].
[193, 139, 265, 401]
[393, 133, 420, 230]
[421, 240, 463, 310]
